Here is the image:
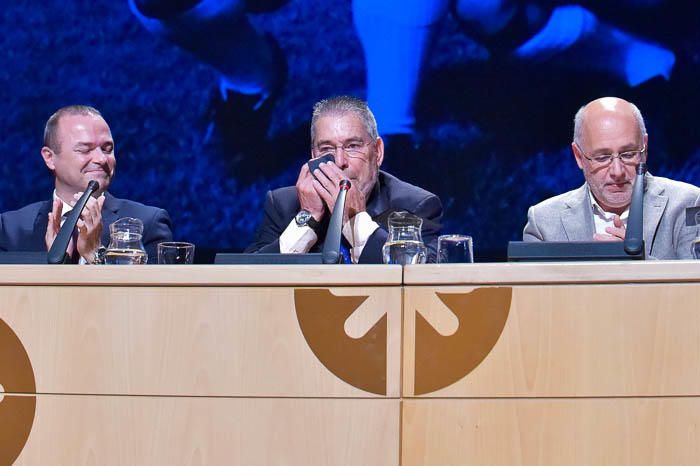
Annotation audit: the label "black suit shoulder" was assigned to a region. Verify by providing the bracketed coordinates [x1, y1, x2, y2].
[0, 200, 51, 252]
[377, 172, 441, 214]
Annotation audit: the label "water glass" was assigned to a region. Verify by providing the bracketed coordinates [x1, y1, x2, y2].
[157, 242, 195, 264]
[437, 235, 474, 263]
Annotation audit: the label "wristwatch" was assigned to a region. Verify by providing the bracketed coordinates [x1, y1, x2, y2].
[295, 209, 321, 233]
[91, 246, 107, 265]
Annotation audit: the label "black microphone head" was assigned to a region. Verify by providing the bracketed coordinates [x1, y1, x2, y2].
[339, 179, 351, 190]
[87, 180, 100, 192]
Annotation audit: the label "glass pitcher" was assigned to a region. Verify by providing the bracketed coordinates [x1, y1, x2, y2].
[104, 217, 148, 265]
[381, 211, 427, 265]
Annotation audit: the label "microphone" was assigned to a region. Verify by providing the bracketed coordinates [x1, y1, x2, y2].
[322, 179, 352, 264]
[47, 180, 100, 264]
[623, 162, 647, 256]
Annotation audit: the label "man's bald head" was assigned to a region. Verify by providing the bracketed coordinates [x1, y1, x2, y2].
[573, 97, 646, 149]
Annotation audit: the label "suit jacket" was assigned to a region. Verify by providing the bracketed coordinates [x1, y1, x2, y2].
[0, 193, 173, 263]
[523, 174, 700, 259]
[245, 171, 443, 263]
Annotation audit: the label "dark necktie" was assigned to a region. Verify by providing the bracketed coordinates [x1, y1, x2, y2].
[339, 237, 352, 264]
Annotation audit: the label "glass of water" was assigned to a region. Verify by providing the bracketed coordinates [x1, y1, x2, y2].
[157, 242, 195, 264]
[437, 235, 474, 263]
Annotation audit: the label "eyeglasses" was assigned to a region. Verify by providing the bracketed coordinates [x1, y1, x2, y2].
[575, 143, 646, 167]
[313, 140, 373, 159]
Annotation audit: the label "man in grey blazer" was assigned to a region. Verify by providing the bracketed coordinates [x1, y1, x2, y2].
[523, 97, 700, 259]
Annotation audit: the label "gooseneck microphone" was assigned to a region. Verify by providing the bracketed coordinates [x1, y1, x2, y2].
[623, 162, 647, 256]
[47, 180, 100, 264]
[322, 179, 352, 264]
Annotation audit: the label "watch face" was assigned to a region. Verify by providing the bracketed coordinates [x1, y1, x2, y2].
[295, 210, 312, 226]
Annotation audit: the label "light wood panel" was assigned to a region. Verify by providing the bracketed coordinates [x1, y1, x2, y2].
[13, 394, 399, 466]
[0, 264, 402, 286]
[402, 398, 700, 466]
[1, 285, 401, 397]
[404, 261, 700, 285]
[403, 284, 700, 397]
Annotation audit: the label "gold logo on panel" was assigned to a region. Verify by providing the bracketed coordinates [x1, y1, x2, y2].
[294, 289, 387, 395]
[414, 288, 512, 395]
[0, 319, 36, 464]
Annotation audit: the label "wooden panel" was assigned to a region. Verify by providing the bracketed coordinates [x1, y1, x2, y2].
[0, 264, 402, 286]
[402, 398, 700, 466]
[0, 286, 401, 397]
[403, 284, 700, 397]
[404, 262, 700, 285]
[12, 395, 399, 466]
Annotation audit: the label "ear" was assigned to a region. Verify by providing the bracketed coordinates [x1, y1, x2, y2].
[642, 133, 649, 162]
[375, 137, 385, 167]
[571, 142, 584, 170]
[41, 146, 56, 171]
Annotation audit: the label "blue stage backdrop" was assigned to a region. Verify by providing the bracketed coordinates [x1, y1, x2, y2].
[2, 1, 699, 260]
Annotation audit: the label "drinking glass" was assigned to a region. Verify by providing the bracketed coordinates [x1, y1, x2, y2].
[437, 235, 474, 263]
[157, 242, 195, 264]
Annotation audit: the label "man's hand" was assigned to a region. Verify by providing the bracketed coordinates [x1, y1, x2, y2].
[296, 164, 325, 221]
[593, 215, 626, 241]
[74, 193, 106, 261]
[45, 198, 73, 254]
[313, 162, 366, 223]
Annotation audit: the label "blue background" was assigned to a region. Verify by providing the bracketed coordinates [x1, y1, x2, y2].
[2, 1, 699, 260]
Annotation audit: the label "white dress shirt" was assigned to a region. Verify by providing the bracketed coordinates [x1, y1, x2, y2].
[279, 211, 380, 263]
[589, 192, 629, 235]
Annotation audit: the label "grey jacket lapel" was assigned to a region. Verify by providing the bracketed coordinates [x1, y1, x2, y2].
[561, 184, 596, 241]
[642, 175, 667, 255]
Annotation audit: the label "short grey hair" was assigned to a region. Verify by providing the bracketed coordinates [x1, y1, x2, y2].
[44, 105, 103, 152]
[310, 96, 378, 145]
[573, 100, 647, 148]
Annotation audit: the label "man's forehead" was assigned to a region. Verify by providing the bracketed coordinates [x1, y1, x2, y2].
[582, 111, 640, 145]
[314, 113, 368, 141]
[59, 113, 111, 138]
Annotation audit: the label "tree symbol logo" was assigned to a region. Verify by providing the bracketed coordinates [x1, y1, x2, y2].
[294, 287, 512, 396]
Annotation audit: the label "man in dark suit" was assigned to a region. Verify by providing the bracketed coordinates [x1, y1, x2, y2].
[0, 105, 172, 263]
[245, 96, 442, 263]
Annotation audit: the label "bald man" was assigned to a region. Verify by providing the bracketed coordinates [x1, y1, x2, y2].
[523, 97, 700, 259]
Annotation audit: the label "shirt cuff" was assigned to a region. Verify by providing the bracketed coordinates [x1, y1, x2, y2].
[342, 211, 380, 263]
[280, 219, 319, 253]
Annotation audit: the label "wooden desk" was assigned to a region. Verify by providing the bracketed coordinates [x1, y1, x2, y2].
[402, 261, 700, 466]
[3, 262, 700, 465]
[1, 265, 402, 465]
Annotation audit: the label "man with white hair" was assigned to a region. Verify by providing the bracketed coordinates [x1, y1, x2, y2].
[246, 96, 443, 263]
[523, 97, 700, 259]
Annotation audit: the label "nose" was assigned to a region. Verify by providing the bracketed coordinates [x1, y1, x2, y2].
[334, 148, 349, 169]
[608, 156, 626, 179]
[92, 148, 109, 164]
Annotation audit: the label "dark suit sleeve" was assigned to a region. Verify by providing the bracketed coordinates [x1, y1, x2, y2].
[244, 190, 286, 254]
[142, 208, 173, 263]
[359, 193, 443, 264]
